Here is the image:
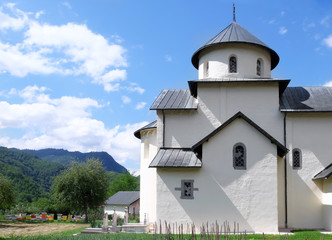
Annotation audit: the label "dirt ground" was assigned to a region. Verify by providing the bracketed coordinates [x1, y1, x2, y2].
[0, 222, 90, 237]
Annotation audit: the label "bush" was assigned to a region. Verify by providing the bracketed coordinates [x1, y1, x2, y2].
[88, 208, 103, 228]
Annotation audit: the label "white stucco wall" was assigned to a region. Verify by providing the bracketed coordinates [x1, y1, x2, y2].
[285, 113, 332, 229]
[277, 155, 286, 228]
[163, 82, 283, 149]
[139, 129, 158, 224]
[323, 178, 332, 231]
[104, 205, 127, 218]
[198, 43, 271, 79]
[156, 118, 279, 232]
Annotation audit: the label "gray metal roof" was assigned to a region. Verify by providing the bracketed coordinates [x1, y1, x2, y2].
[134, 120, 157, 139]
[313, 164, 332, 180]
[149, 148, 202, 168]
[150, 89, 198, 110]
[192, 111, 288, 158]
[191, 21, 279, 70]
[105, 191, 140, 206]
[280, 87, 332, 112]
[188, 78, 290, 97]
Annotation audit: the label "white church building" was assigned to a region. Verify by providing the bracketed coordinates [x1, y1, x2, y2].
[134, 11, 332, 233]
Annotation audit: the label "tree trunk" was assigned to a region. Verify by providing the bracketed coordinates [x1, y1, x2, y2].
[85, 206, 88, 223]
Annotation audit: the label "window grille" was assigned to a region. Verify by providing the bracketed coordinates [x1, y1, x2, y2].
[293, 149, 302, 169]
[174, 180, 198, 199]
[257, 59, 262, 76]
[233, 143, 246, 169]
[229, 56, 237, 73]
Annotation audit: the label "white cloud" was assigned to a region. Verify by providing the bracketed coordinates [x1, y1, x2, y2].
[280, 11, 285, 17]
[321, 15, 330, 27]
[35, 11, 44, 19]
[323, 35, 332, 48]
[121, 95, 131, 104]
[324, 81, 332, 87]
[62, 2, 72, 9]
[135, 102, 146, 110]
[0, 85, 147, 167]
[0, 3, 29, 30]
[0, 4, 128, 92]
[97, 69, 127, 92]
[303, 22, 315, 32]
[165, 54, 172, 62]
[125, 83, 145, 94]
[279, 26, 288, 35]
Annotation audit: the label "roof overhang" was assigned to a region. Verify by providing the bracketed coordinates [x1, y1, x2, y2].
[191, 21, 280, 70]
[134, 121, 157, 139]
[188, 78, 290, 98]
[313, 164, 332, 180]
[149, 148, 202, 168]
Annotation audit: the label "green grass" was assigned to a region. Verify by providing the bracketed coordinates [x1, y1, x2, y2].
[4, 231, 332, 240]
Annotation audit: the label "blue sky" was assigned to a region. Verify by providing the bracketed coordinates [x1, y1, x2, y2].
[0, 0, 332, 173]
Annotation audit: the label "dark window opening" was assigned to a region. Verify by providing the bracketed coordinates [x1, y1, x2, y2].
[229, 56, 237, 73]
[233, 143, 246, 169]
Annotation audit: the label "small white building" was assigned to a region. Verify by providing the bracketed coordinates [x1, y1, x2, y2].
[104, 191, 140, 218]
[134, 11, 332, 233]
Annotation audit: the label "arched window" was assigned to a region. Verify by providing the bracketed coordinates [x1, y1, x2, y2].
[229, 56, 237, 73]
[292, 148, 302, 169]
[233, 143, 246, 169]
[204, 60, 209, 78]
[257, 59, 262, 76]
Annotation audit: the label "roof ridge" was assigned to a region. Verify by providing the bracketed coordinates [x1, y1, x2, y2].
[192, 111, 288, 157]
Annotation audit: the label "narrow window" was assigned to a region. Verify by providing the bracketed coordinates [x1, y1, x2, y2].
[204, 60, 209, 78]
[292, 148, 302, 169]
[229, 56, 237, 73]
[233, 143, 246, 169]
[257, 59, 262, 76]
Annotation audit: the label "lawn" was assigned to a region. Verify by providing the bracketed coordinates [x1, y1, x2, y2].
[1, 221, 332, 240]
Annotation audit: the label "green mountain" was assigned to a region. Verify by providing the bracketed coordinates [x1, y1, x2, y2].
[20, 148, 127, 173]
[0, 147, 64, 202]
[0, 147, 128, 203]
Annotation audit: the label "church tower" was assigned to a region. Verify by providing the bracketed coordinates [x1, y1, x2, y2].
[191, 6, 279, 79]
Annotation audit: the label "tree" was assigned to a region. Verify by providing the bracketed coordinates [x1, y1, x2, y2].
[52, 159, 109, 222]
[107, 172, 139, 197]
[0, 175, 15, 210]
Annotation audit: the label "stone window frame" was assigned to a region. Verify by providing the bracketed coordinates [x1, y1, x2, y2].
[292, 148, 302, 170]
[233, 142, 246, 170]
[229, 55, 237, 73]
[175, 179, 198, 200]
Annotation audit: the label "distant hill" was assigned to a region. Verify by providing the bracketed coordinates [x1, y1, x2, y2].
[0, 147, 65, 202]
[19, 148, 127, 173]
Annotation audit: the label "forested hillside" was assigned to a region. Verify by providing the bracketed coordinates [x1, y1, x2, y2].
[20, 148, 127, 173]
[0, 147, 64, 202]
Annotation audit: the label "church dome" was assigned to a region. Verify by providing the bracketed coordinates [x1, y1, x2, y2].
[191, 21, 279, 71]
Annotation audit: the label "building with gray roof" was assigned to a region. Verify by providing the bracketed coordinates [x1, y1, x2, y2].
[135, 5, 332, 233]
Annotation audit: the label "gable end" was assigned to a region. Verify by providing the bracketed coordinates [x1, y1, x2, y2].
[192, 111, 288, 157]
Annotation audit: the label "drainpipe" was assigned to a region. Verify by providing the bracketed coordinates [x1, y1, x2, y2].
[162, 110, 165, 148]
[284, 112, 288, 229]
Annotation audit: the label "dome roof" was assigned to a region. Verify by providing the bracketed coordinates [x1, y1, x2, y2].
[191, 21, 279, 70]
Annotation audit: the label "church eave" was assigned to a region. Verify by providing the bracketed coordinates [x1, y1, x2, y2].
[188, 78, 290, 98]
[313, 163, 332, 180]
[134, 120, 157, 139]
[191, 42, 279, 70]
[149, 148, 202, 168]
[191, 21, 280, 70]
